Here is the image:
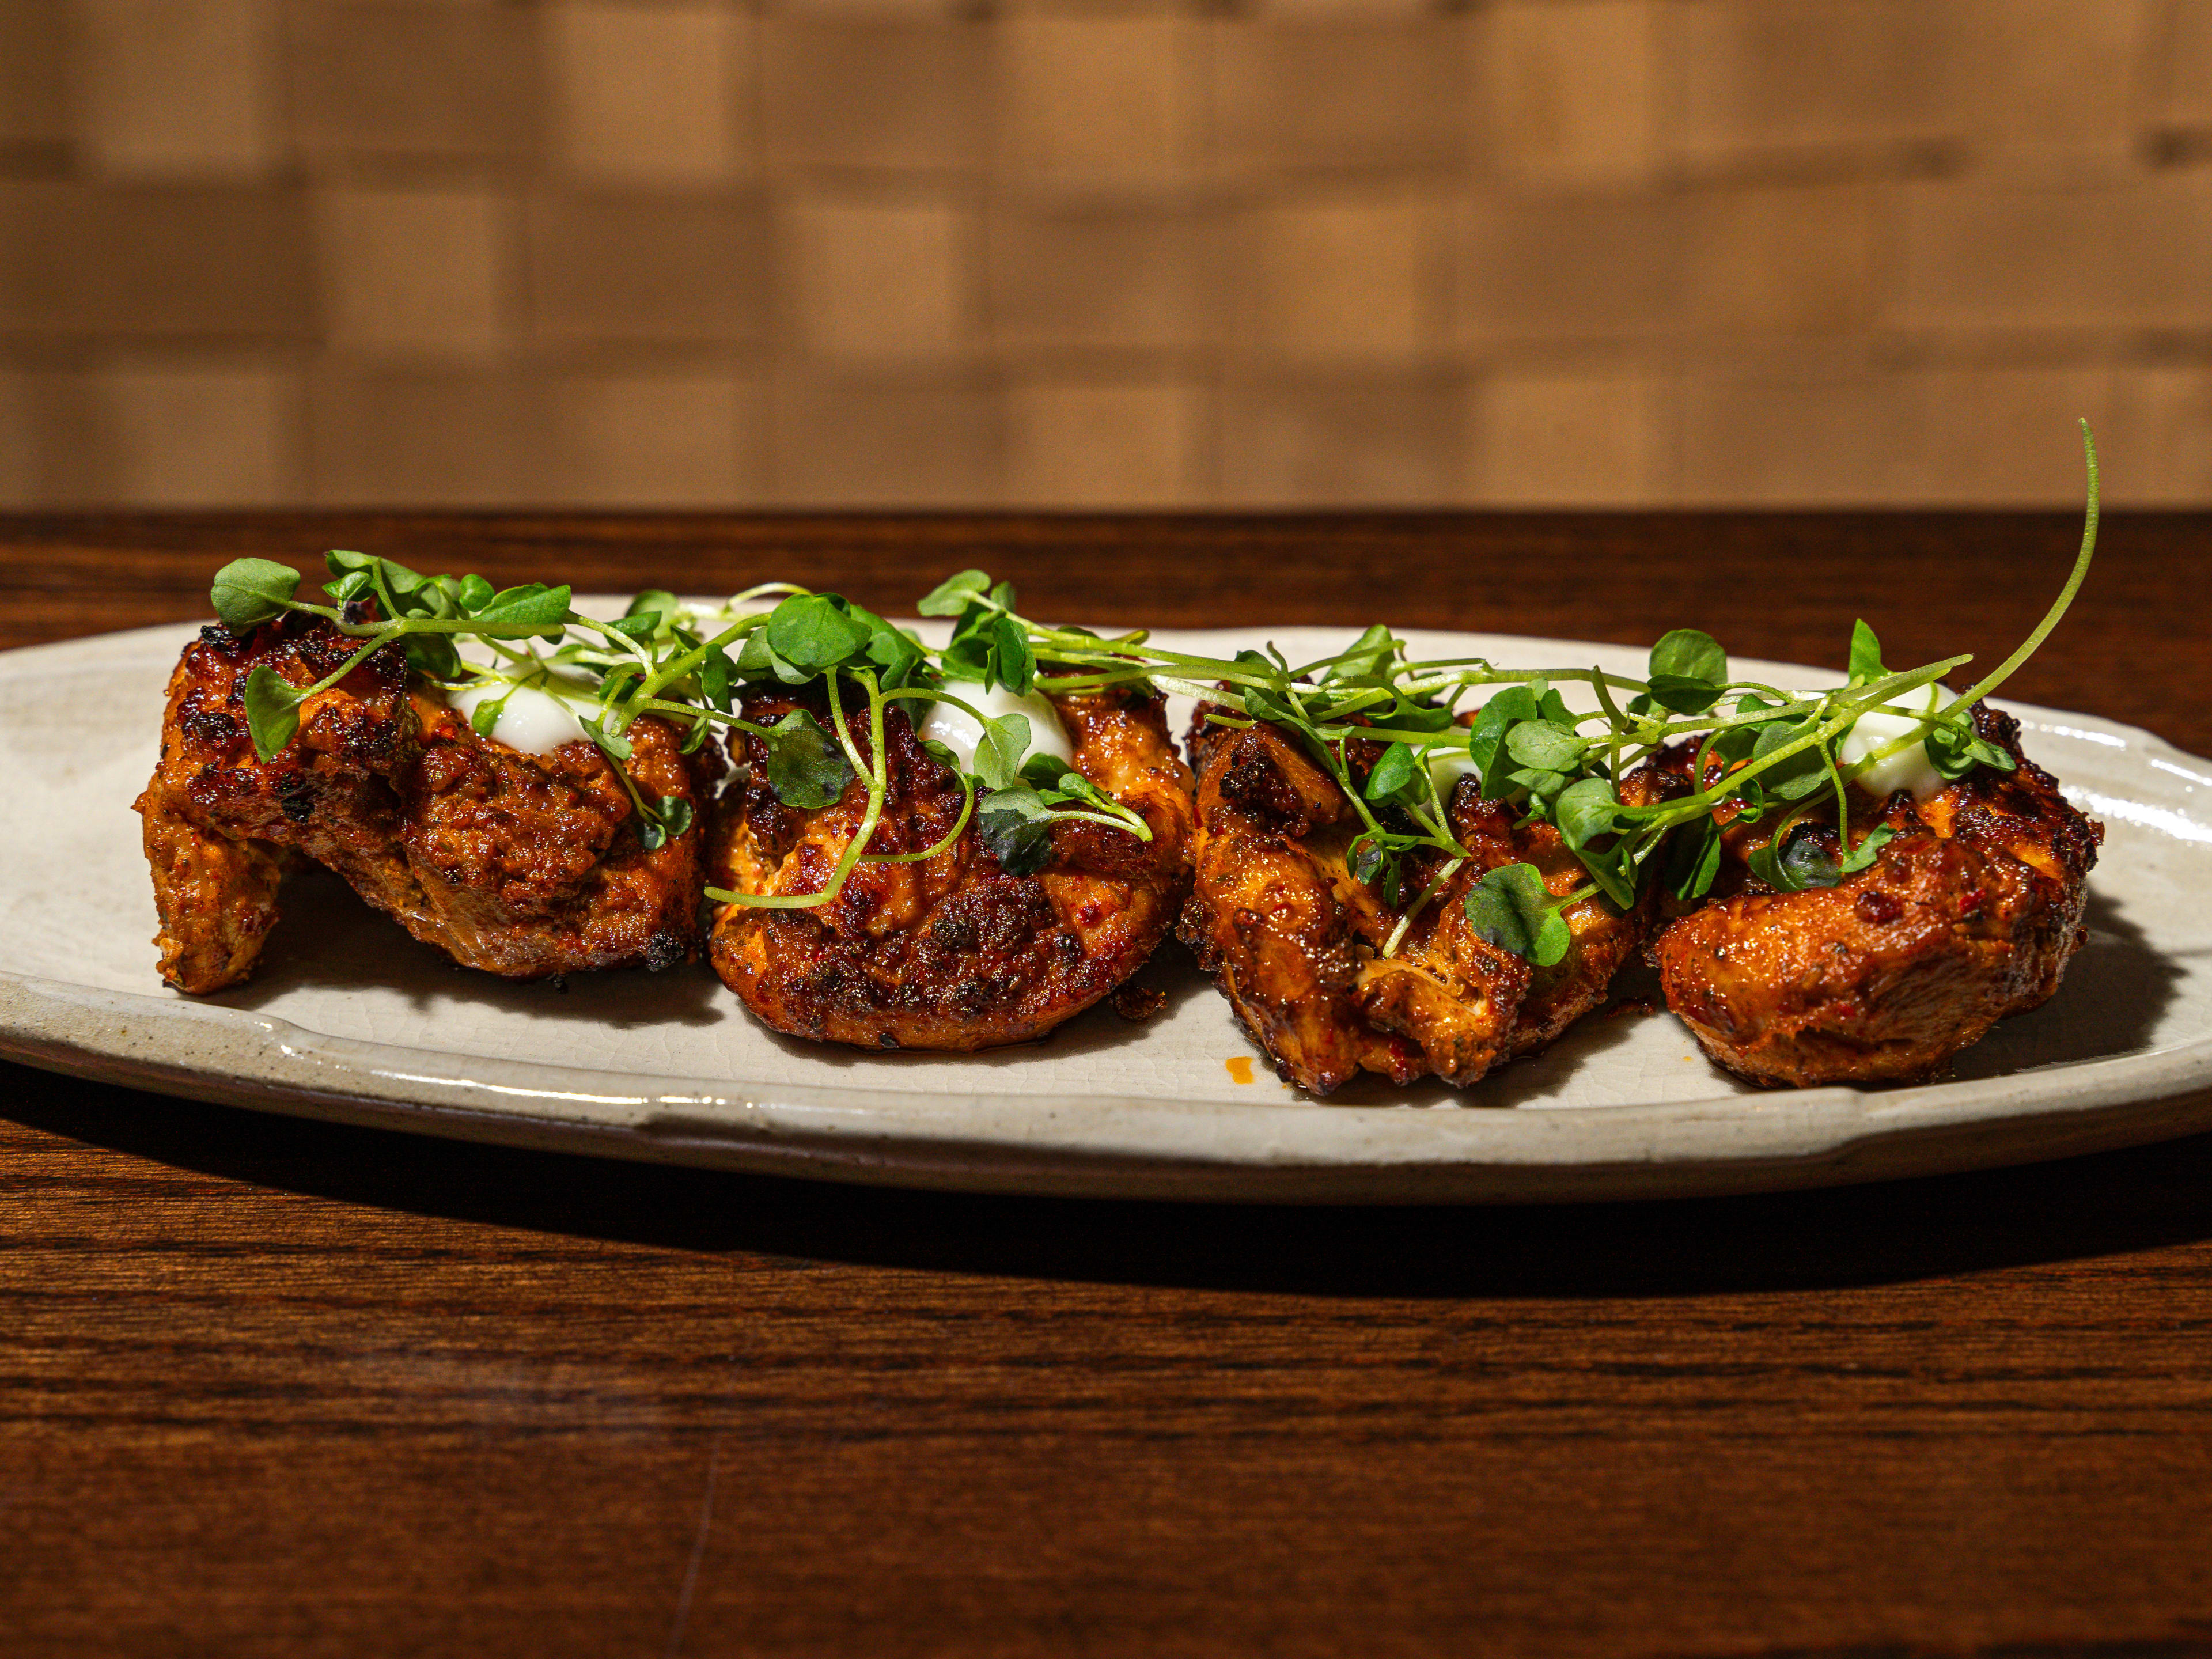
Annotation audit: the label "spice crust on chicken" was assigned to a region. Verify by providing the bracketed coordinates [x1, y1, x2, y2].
[707, 683, 1194, 1051]
[1175, 709, 1660, 1096]
[1648, 702, 2101, 1087]
[138, 614, 714, 994]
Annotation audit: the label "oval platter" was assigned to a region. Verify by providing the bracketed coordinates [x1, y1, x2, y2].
[5, 616, 2209, 1203]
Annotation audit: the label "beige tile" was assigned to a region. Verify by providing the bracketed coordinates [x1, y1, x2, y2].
[0, 181, 314, 339]
[1896, 175, 2212, 332]
[1247, 0, 1432, 18]
[1243, 198, 1443, 364]
[763, 20, 987, 173]
[772, 372, 1000, 504]
[1457, 192, 1687, 344]
[1910, 366, 2111, 503]
[0, 372, 104, 502]
[775, 0, 961, 16]
[787, 195, 974, 359]
[2103, 367, 2212, 505]
[1006, 379, 1199, 505]
[0, 370, 35, 503]
[1213, 19, 1469, 177]
[527, 191, 771, 345]
[317, 186, 512, 359]
[1676, 368, 1926, 505]
[1486, 2, 1659, 190]
[1957, 0, 2150, 168]
[1475, 366, 1665, 504]
[1671, 0, 1960, 164]
[1218, 373, 1462, 504]
[550, 3, 748, 185]
[100, 362, 294, 505]
[991, 203, 1210, 353]
[289, 1, 535, 162]
[548, 371, 760, 506]
[308, 366, 541, 506]
[79, 0, 276, 179]
[1687, 184, 1874, 335]
[1000, 18, 1198, 190]
[2164, 0, 2212, 127]
[0, 0, 69, 149]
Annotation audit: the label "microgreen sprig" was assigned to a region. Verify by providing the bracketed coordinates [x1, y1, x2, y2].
[934, 422, 2101, 963]
[207, 552, 1158, 910]
[207, 421, 2097, 951]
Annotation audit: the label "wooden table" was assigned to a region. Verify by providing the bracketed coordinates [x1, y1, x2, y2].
[6, 511, 2211, 1657]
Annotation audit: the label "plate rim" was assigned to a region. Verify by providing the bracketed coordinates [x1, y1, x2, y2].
[7, 617, 2211, 1205]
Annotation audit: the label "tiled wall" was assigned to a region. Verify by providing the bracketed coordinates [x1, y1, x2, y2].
[3, 0, 2210, 509]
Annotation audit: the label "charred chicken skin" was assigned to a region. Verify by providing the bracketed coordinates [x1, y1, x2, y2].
[137, 614, 715, 994]
[1650, 702, 2101, 1087]
[707, 685, 1194, 1050]
[1176, 710, 1656, 1096]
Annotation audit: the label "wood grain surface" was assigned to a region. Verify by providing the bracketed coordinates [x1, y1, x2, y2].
[5, 511, 2212, 1658]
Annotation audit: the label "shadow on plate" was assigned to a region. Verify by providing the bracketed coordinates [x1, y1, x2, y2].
[211, 869, 1212, 1064]
[9, 1054, 2212, 1301]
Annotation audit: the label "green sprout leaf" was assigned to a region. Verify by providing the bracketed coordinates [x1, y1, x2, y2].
[581, 713, 633, 763]
[1649, 628, 1726, 685]
[242, 665, 306, 760]
[468, 691, 507, 737]
[766, 595, 871, 670]
[210, 559, 301, 632]
[918, 570, 993, 617]
[1847, 619, 1888, 687]
[1747, 822, 1843, 892]
[1363, 741, 1421, 801]
[474, 583, 573, 634]
[635, 793, 694, 853]
[974, 711, 1031, 791]
[1554, 775, 1623, 850]
[758, 709, 855, 809]
[976, 785, 1056, 876]
[1643, 629, 1729, 714]
[699, 646, 736, 713]
[983, 615, 1035, 695]
[1553, 776, 1637, 907]
[1839, 823, 1897, 877]
[1925, 716, 2017, 780]
[853, 606, 930, 691]
[1666, 816, 1725, 902]
[1504, 719, 1587, 773]
[1463, 863, 1571, 967]
[1465, 685, 1539, 786]
[605, 612, 661, 641]
[1750, 715, 1832, 800]
[402, 633, 461, 680]
[1329, 624, 1400, 684]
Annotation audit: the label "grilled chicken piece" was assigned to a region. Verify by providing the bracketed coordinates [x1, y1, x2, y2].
[137, 614, 715, 994]
[1650, 702, 2101, 1087]
[707, 685, 1194, 1050]
[1177, 711, 1654, 1096]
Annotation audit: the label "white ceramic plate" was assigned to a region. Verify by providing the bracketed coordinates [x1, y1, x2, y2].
[5, 618, 2209, 1203]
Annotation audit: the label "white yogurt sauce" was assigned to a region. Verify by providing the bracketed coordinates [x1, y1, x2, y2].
[917, 684, 1073, 774]
[1837, 682, 1950, 800]
[446, 669, 599, 755]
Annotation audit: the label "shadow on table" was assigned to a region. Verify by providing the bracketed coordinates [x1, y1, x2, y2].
[11, 1059, 2212, 1300]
